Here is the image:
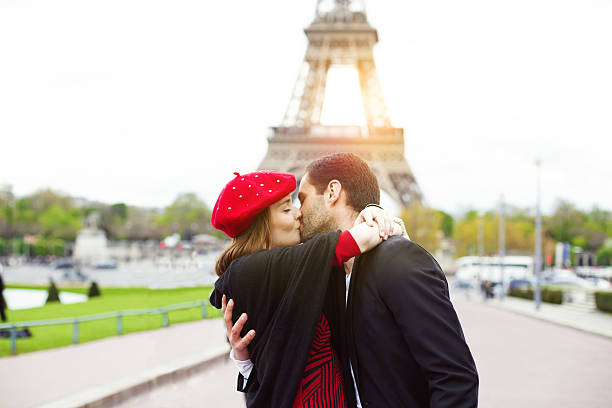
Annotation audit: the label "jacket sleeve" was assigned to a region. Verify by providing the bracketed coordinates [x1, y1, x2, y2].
[210, 231, 341, 308]
[377, 240, 479, 408]
[237, 367, 257, 393]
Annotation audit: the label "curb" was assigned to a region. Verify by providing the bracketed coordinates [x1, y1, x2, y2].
[484, 301, 612, 340]
[38, 345, 229, 408]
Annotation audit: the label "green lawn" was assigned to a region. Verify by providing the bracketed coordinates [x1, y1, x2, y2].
[1, 285, 222, 357]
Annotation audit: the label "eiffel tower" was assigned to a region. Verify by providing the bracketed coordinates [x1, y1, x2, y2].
[258, 0, 423, 207]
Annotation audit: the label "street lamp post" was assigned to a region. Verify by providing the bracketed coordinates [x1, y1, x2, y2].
[478, 212, 485, 300]
[499, 195, 506, 301]
[534, 160, 543, 310]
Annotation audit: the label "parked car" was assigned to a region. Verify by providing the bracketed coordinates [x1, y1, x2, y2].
[453, 278, 475, 290]
[508, 278, 533, 291]
[584, 277, 612, 289]
[51, 259, 75, 269]
[93, 260, 118, 270]
[545, 275, 595, 289]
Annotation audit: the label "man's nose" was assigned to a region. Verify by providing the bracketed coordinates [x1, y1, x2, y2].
[296, 208, 302, 220]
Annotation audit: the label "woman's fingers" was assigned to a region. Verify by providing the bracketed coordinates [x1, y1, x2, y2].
[222, 298, 253, 360]
[372, 214, 389, 239]
[224, 298, 234, 325]
[386, 219, 393, 237]
[362, 211, 375, 227]
[230, 312, 248, 343]
[237, 330, 256, 350]
[354, 211, 368, 226]
[223, 298, 234, 337]
[233, 329, 254, 360]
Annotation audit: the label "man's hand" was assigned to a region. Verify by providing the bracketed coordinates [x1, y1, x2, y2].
[222, 294, 255, 361]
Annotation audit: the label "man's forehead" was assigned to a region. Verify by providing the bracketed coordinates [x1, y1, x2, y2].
[298, 173, 310, 194]
[299, 173, 318, 195]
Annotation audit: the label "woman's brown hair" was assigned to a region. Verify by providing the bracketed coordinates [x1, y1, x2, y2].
[214, 208, 271, 276]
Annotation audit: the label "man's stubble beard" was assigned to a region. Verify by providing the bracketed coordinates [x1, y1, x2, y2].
[299, 197, 337, 243]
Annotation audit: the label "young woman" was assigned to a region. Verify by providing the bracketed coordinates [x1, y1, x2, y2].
[209, 170, 400, 408]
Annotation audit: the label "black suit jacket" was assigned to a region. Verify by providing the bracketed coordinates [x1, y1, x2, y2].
[346, 237, 478, 407]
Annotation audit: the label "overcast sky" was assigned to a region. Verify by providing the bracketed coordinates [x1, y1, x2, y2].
[1, 0, 610, 216]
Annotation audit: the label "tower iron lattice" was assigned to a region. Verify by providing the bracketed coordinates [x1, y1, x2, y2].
[258, 0, 423, 207]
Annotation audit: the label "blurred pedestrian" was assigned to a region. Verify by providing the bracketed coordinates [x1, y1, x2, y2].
[483, 280, 494, 299]
[0, 262, 7, 321]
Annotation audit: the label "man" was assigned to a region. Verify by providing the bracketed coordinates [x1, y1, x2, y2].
[225, 153, 478, 407]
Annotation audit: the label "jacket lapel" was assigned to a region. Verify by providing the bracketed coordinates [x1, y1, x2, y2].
[345, 254, 361, 392]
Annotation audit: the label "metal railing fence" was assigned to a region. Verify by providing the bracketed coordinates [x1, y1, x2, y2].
[0, 300, 217, 355]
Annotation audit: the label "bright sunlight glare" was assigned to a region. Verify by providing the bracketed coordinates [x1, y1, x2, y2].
[319, 65, 366, 126]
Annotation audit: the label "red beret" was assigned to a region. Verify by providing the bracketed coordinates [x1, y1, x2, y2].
[211, 171, 297, 238]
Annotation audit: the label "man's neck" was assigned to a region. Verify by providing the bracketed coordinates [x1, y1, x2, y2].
[335, 209, 358, 232]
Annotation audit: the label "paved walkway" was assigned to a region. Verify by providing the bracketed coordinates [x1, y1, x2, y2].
[2, 295, 611, 407]
[115, 299, 612, 408]
[455, 299, 612, 408]
[115, 357, 245, 408]
[452, 289, 612, 338]
[0, 318, 229, 408]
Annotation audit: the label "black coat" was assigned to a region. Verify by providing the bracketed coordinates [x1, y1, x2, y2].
[210, 231, 354, 408]
[346, 237, 479, 408]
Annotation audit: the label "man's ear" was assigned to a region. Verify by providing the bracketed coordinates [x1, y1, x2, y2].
[324, 179, 342, 206]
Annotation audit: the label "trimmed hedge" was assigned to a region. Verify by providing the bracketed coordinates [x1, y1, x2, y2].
[46, 281, 60, 303]
[88, 281, 101, 298]
[508, 287, 563, 304]
[595, 291, 612, 313]
[542, 288, 563, 304]
[508, 287, 534, 300]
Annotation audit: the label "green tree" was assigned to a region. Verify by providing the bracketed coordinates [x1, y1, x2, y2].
[572, 236, 587, 249]
[27, 189, 74, 213]
[110, 203, 128, 220]
[544, 200, 585, 243]
[38, 204, 81, 240]
[587, 207, 611, 234]
[453, 208, 536, 258]
[400, 201, 443, 253]
[0, 186, 15, 238]
[155, 193, 212, 240]
[99, 203, 130, 240]
[597, 246, 612, 266]
[438, 210, 454, 237]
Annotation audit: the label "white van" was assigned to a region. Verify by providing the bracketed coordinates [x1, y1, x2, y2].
[455, 255, 534, 284]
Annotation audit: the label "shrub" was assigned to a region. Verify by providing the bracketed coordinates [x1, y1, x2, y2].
[541, 288, 563, 304]
[508, 287, 563, 304]
[46, 281, 60, 303]
[32, 238, 66, 257]
[88, 281, 101, 298]
[595, 291, 612, 313]
[508, 288, 534, 300]
[596, 247, 612, 266]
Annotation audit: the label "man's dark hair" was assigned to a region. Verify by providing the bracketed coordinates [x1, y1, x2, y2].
[305, 153, 380, 212]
